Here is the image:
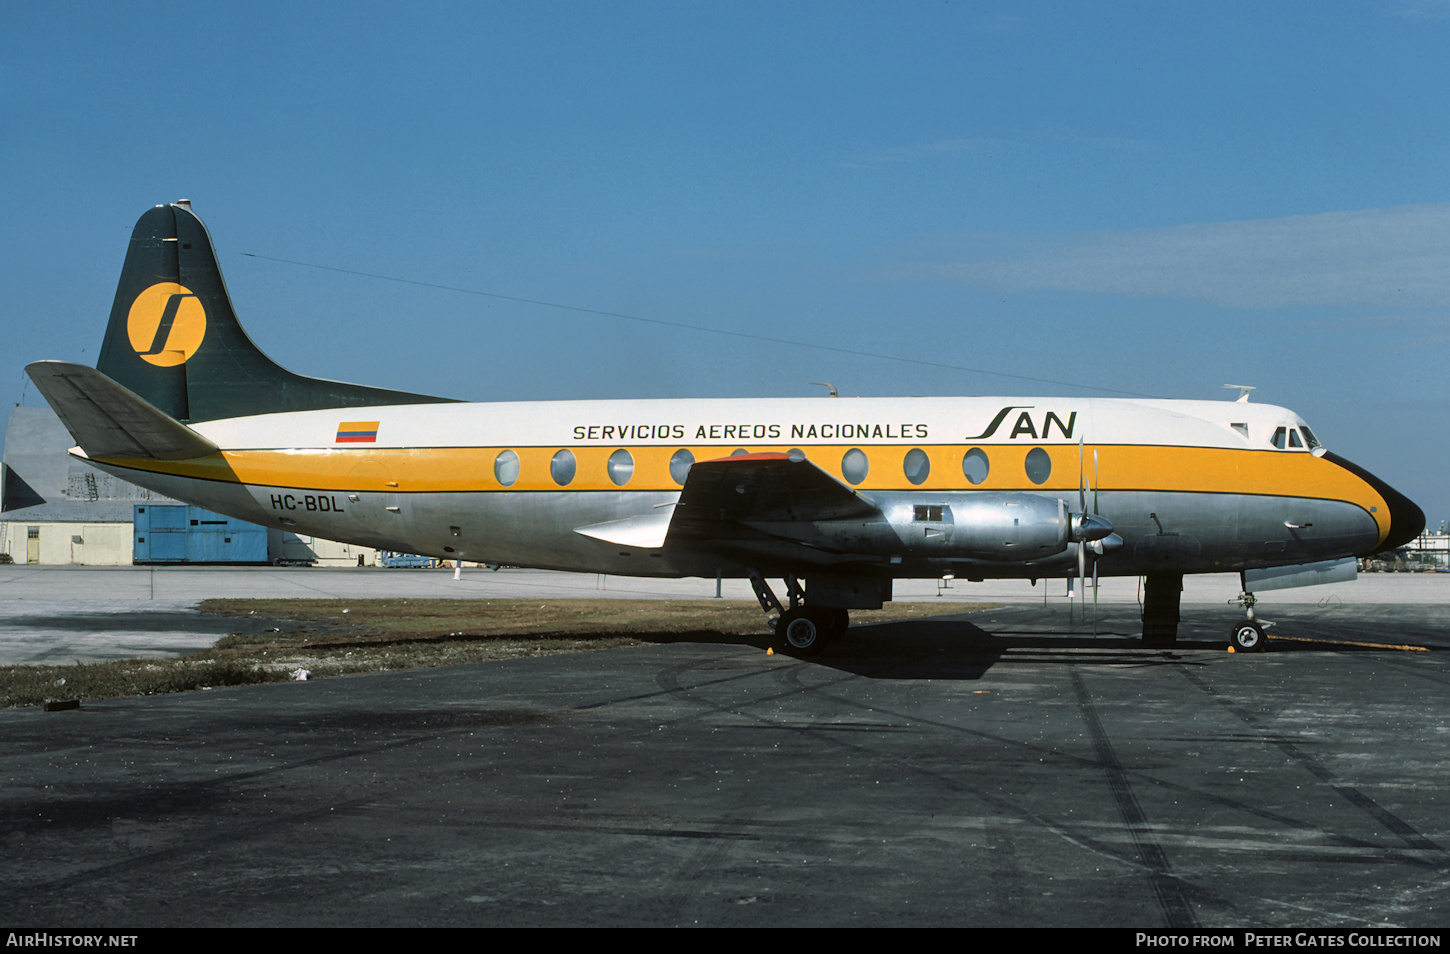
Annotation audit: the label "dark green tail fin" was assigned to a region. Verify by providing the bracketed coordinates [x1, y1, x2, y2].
[96, 201, 454, 422]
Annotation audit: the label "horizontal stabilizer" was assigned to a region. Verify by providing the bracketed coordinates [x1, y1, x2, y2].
[25, 361, 219, 460]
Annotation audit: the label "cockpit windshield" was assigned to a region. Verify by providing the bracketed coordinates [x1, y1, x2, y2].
[1271, 424, 1323, 451]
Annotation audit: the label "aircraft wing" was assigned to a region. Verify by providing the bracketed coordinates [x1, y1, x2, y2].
[575, 453, 880, 551]
[24, 361, 219, 460]
[669, 452, 880, 533]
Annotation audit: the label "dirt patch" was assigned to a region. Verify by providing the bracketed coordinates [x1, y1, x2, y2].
[1, 598, 991, 707]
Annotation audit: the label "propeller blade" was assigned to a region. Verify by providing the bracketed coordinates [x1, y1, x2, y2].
[1079, 437, 1086, 513]
[1077, 540, 1086, 628]
[1090, 447, 1101, 635]
[1093, 448, 1100, 515]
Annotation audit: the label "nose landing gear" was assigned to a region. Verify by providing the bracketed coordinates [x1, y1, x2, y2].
[1230, 589, 1273, 653]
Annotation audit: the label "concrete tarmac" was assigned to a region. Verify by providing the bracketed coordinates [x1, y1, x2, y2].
[1, 566, 1448, 927]
[4, 562, 1448, 603]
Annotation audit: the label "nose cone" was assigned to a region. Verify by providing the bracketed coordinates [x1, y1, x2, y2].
[1072, 513, 1114, 542]
[1325, 452, 1425, 552]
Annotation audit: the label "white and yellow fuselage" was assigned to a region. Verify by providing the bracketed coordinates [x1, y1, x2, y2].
[78, 394, 1403, 580]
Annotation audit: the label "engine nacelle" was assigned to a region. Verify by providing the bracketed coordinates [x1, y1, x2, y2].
[741, 491, 1115, 566]
[882, 492, 1084, 561]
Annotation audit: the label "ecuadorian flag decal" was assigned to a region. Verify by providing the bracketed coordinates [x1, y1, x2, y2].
[335, 421, 380, 444]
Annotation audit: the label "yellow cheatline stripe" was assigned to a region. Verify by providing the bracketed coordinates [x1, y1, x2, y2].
[94, 441, 1388, 532]
[1264, 634, 1428, 652]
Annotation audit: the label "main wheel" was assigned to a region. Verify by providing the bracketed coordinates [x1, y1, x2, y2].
[778, 608, 829, 655]
[1231, 620, 1266, 653]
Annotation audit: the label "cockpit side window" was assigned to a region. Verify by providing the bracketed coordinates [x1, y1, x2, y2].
[1288, 429, 1303, 449]
[1271, 426, 1287, 449]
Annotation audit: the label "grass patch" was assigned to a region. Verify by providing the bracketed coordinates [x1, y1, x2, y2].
[1, 658, 288, 709]
[1, 598, 991, 708]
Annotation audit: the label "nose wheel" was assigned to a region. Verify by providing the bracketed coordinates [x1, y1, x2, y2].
[1229, 588, 1271, 652]
[1230, 620, 1267, 652]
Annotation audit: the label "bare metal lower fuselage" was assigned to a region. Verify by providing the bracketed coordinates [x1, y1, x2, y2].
[87, 455, 1384, 581]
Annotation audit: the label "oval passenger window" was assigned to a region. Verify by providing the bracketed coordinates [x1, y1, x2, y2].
[841, 448, 869, 485]
[607, 449, 634, 486]
[550, 449, 577, 486]
[494, 449, 520, 487]
[669, 449, 694, 486]
[1024, 447, 1052, 485]
[962, 448, 989, 485]
[903, 448, 930, 485]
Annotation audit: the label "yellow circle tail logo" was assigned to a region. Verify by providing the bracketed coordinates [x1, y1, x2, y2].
[127, 282, 207, 367]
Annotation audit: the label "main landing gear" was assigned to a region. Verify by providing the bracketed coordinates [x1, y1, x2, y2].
[778, 606, 850, 654]
[748, 571, 848, 656]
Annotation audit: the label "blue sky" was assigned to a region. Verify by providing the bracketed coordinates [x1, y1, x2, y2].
[3, 1, 1448, 526]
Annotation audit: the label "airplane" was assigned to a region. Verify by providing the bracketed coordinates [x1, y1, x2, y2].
[25, 201, 1424, 655]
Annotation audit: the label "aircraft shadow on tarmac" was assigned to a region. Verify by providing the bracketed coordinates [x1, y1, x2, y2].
[638, 606, 1435, 681]
[640, 616, 1205, 681]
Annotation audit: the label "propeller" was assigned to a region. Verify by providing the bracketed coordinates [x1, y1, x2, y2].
[1078, 438, 1087, 627]
[1072, 441, 1120, 634]
[1093, 449, 1099, 631]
